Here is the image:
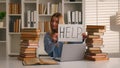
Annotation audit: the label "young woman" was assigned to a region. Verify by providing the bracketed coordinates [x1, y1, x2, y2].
[44, 13, 86, 58]
[44, 13, 64, 58]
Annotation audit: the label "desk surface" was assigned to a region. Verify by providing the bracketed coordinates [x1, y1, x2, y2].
[1, 57, 120, 68]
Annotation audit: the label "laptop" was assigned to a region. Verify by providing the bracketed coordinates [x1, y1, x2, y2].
[54, 44, 86, 62]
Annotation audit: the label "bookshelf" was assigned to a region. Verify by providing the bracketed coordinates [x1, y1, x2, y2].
[0, 0, 7, 47]
[64, 1, 82, 4]
[7, 0, 21, 55]
[62, 0, 84, 24]
[0, 0, 6, 3]
[5, 0, 84, 55]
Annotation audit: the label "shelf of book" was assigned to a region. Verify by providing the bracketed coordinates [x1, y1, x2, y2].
[9, 32, 21, 35]
[0, 41, 6, 43]
[0, 1, 6, 3]
[22, 27, 37, 29]
[64, 1, 82, 4]
[39, 14, 52, 17]
[0, 27, 6, 29]
[9, 14, 21, 16]
[24, 1, 36, 3]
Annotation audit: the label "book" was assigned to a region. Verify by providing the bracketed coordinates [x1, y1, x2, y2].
[85, 55, 106, 58]
[86, 28, 106, 33]
[20, 50, 36, 54]
[88, 35, 100, 39]
[88, 32, 104, 36]
[86, 38, 103, 43]
[88, 47, 101, 51]
[21, 40, 39, 44]
[23, 58, 58, 65]
[21, 45, 38, 48]
[21, 48, 36, 51]
[20, 54, 36, 58]
[67, 11, 71, 24]
[78, 11, 82, 24]
[86, 50, 102, 53]
[72, 11, 75, 24]
[85, 55, 109, 61]
[44, 21, 50, 32]
[21, 33, 40, 38]
[21, 28, 40, 32]
[47, 2, 51, 14]
[85, 53, 108, 56]
[75, 11, 79, 24]
[87, 25, 105, 29]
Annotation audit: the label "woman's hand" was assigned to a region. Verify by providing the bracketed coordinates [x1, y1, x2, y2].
[52, 33, 58, 43]
[82, 33, 87, 39]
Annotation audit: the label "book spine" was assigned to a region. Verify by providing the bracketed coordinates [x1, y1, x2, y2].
[78, 11, 82, 24]
[75, 11, 79, 24]
[47, 2, 51, 14]
[27, 10, 31, 28]
[67, 11, 71, 24]
[72, 11, 75, 24]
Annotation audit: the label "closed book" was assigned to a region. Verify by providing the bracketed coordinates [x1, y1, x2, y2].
[88, 47, 101, 51]
[20, 43, 38, 46]
[78, 11, 82, 24]
[86, 53, 108, 56]
[86, 50, 102, 53]
[86, 42, 103, 47]
[86, 38, 103, 43]
[9, 3, 12, 14]
[21, 40, 39, 44]
[23, 58, 58, 65]
[88, 35, 100, 39]
[44, 21, 50, 32]
[87, 25, 105, 29]
[21, 48, 36, 51]
[21, 37, 39, 40]
[75, 11, 79, 24]
[21, 45, 38, 48]
[47, 2, 51, 14]
[20, 55, 36, 58]
[85, 55, 109, 61]
[72, 11, 75, 24]
[21, 33, 40, 38]
[20, 50, 36, 54]
[21, 29, 40, 32]
[88, 32, 104, 36]
[86, 28, 106, 33]
[67, 11, 71, 24]
[85, 55, 106, 58]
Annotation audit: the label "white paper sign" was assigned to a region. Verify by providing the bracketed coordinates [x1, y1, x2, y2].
[58, 24, 84, 42]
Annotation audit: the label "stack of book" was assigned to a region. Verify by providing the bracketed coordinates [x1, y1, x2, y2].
[18, 28, 40, 60]
[85, 25, 109, 61]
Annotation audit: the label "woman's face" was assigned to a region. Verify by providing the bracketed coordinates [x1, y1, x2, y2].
[51, 17, 59, 30]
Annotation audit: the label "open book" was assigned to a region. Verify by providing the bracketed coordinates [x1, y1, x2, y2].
[23, 58, 58, 65]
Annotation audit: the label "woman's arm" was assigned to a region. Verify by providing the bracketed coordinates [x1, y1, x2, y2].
[44, 32, 58, 54]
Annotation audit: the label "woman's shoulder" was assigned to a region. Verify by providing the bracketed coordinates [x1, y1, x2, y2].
[44, 32, 51, 38]
[45, 32, 51, 36]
